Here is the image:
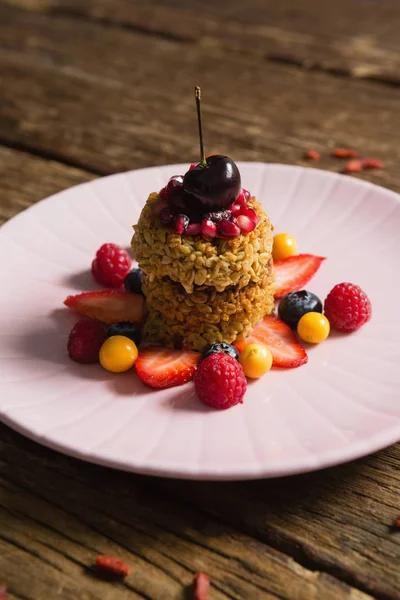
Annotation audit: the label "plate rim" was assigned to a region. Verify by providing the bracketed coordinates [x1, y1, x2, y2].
[1, 162, 400, 480]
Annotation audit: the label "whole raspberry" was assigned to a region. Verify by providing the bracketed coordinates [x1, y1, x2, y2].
[91, 243, 131, 288]
[67, 319, 107, 364]
[194, 353, 247, 409]
[324, 283, 371, 333]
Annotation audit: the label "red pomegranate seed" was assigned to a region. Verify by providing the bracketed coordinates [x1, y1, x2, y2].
[237, 189, 250, 205]
[160, 208, 173, 225]
[230, 203, 241, 216]
[0, 585, 7, 600]
[345, 160, 363, 173]
[239, 206, 258, 224]
[218, 219, 241, 238]
[237, 214, 257, 233]
[95, 555, 130, 577]
[362, 158, 384, 169]
[201, 219, 217, 238]
[160, 186, 169, 201]
[175, 214, 189, 234]
[305, 150, 320, 161]
[193, 572, 210, 600]
[167, 177, 184, 196]
[333, 148, 359, 158]
[186, 223, 202, 235]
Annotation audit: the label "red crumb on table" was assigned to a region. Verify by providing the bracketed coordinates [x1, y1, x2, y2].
[0, 585, 7, 599]
[95, 555, 130, 577]
[333, 148, 359, 158]
[193, 572, 210, 600]
[362, 158, 385, 169]
[305, 150, 320, 161]
[393, 518, 400, 529]
[345, 159, 363, 173]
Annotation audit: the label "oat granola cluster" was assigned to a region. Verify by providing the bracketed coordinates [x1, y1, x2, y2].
[131, 192, 275, 351]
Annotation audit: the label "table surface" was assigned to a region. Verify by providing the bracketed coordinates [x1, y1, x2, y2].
[1, 1, 400, 598]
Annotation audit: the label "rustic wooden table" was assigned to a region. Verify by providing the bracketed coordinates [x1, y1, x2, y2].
[1, 1, 400, 598]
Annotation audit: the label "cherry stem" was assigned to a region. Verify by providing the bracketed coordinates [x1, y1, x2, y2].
[195, 86, 207, 167]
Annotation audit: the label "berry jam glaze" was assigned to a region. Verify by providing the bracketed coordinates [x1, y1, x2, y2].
[157, 172, 258, 239]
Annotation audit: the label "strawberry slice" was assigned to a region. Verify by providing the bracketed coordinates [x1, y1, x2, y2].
[274, 254, 325, 298]
[135, 346, 201, 389]
[235, 315, 308, 368]
[64, 290, 144, 324]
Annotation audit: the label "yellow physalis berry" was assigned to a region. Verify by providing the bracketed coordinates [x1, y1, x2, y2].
[239, 343, 273, 378]
[272, 233, 298, 261]
[99, 335, 138, 373]
[297, 312, 330, 344]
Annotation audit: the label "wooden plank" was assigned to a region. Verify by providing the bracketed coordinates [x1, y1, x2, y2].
[0, 5, 399, 193]
[0, 424, 374, 600]
[2, 0, 400, 83]
[0, 146, 94, 225]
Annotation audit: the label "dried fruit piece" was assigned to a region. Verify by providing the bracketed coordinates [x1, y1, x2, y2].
[193, 572, 210, 600]
[362, 158, 384, 169]
[333, 148, 359, 158]
[95, 555, 130, 577]
[305, 150, 320, 161]
[345, 160, 363, 173]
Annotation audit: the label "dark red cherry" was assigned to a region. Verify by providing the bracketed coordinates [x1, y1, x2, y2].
[183, 155, 241, 211]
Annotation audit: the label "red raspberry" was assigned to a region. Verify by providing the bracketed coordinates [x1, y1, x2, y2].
[91, 243, 131, 288]
[67, 319, 107, 364]
[324, 283, 371, 333]
[194, 353, 247, 409]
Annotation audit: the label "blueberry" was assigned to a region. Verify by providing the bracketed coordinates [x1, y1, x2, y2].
[201, 342, 239, 362]
[278, 290, 323, 329]
[107, 322, 142, 346]
[124, 268, 143, 295]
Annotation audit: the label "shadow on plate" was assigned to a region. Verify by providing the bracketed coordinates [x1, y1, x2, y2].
[60, 269, 98, 291]
[15, 308, 111, 382]
[161, 387, 212, 413]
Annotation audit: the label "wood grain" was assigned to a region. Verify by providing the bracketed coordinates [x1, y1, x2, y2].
[2, 0, 400, 84]
[0, 4, 399, 191]
[0, 147, 94, 225]
[0, 422, 382, 600]
[1, 2, 400, 599]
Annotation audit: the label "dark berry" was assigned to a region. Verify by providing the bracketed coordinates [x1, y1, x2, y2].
[159, 207, 173, 225]
[208, 209, 232, 223]
[183, 155, 241, 211]
[201, 342, 239, 362]
[278, 290, 323, 329]
[166, 176, 184, 195]
[124, 268, 143, 295]
[107, 322, 142, 346]
[175, 214, 190, 234]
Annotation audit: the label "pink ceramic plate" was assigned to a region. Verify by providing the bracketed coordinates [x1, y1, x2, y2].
[0, 163, 399, 480]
